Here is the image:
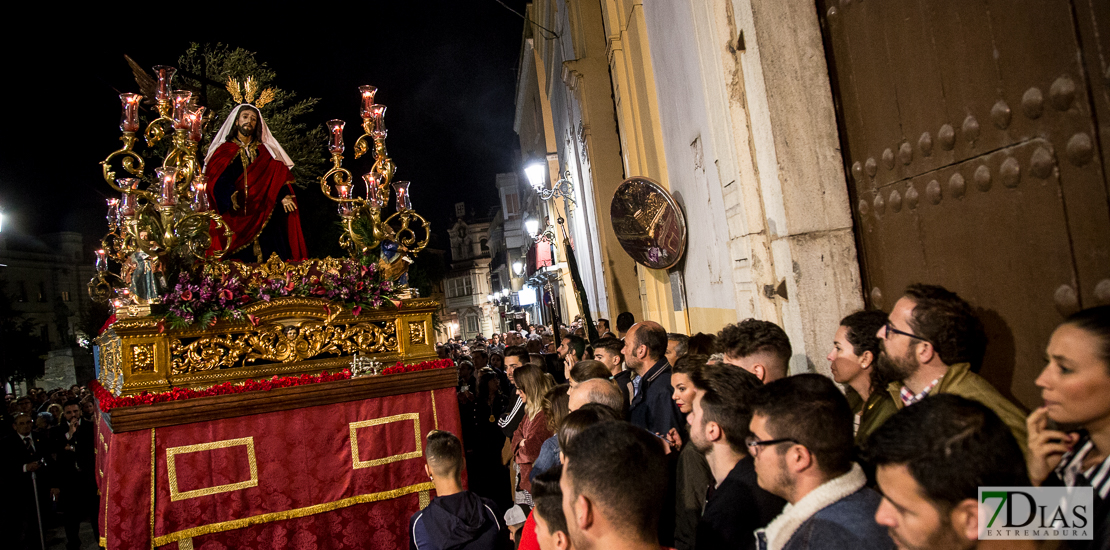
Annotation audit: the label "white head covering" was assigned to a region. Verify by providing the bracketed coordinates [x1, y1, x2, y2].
[204, 104, 295, 169]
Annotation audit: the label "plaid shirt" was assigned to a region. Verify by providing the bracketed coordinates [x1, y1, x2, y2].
[899, 376, 942, 407]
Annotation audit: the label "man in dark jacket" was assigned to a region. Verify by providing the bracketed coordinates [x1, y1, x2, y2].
[52, 400, 98, 550]
[749, 375, 891, 550]
[3, 412, 59, 550]
[624, 321, 681, 436]
[409, 430, 509, 550]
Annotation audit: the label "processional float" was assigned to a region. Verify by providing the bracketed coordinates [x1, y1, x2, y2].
[90, 65, 457, 550]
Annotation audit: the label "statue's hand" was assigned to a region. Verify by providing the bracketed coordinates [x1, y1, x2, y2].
[230, 191, 240, 211]
[282, 196, 297, 213]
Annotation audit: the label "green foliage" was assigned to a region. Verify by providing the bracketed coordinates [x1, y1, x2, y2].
[176, 43, 328, 187]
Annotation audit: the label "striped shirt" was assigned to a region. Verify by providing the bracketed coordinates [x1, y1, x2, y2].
[1055, 433, 1110, 500]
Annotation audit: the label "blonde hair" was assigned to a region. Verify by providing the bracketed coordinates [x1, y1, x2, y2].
[515, 364, 555, 420]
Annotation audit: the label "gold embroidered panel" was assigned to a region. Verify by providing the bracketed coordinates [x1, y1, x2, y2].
[348, 413, 422, 469]
[166, 437, 259, 502]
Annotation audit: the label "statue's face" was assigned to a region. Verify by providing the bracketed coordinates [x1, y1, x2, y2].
[236, 109, 258, 137]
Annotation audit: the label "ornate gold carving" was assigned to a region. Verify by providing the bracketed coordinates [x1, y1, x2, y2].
[349, 413, 422, 469]
[151, 481, 435, 546]
[131, 343, 156, 373]
[169, 320, 397, 375]
[166, 437, 259, 502]
[410, 321, 426, 345]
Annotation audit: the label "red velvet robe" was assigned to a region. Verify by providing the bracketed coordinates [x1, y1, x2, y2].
[204, 141, 307, 260]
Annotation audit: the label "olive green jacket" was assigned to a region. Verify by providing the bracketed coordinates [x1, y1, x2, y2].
[850, 389, 898, 446]
[885, 362, 1029, 457]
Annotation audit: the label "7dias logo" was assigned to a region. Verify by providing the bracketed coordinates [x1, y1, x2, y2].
[978, 487, 1093, 540]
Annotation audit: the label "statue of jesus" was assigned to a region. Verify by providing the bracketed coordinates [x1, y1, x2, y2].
[203, 104, 308, 262]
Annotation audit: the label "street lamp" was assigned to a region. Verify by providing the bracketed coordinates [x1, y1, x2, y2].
[524, 215, 555, 244]
[525, 162, 577, 205]
[512, 260, 524, 277]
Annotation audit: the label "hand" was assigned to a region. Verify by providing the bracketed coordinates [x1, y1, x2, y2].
[230, 191, 240, 211]
[25, 461, 40, 472]
[1026, 407, 1078, 486]
[657, 434, 674, 455]
[564, 354, 575, 373]
[281, 195, 297, 213]
[68, 418, 79, 437]
[665, 428, 683, 452]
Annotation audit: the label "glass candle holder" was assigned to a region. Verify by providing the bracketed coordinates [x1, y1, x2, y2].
[359, 86, 378, 119]
[106, 198, 120, 227]
[187, 106, 206, 142]
[95, 250, 108, 273]
[119, 193, 137, 218]
[336, 184, 354, 217]
[327, 119, 345, 154]
[192, 175, 210, 212]
[368, 105, 387, 139]
[362, 172, 384, 208]
[171, 91, 192, 129]
[392, 181, 411, 210]
[153, 65, 176, 102]
[155, 168, 178, 207]
[119, 93, 142, 132]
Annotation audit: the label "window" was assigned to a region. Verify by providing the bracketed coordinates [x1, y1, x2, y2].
[466, 315, 479, 334]
[504, 192, 520, 216]
[447, 276, 473, 298]
[61, 291, 71, 302]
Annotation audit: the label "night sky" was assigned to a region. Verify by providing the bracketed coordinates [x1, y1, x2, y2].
[0, 3, 529, 255]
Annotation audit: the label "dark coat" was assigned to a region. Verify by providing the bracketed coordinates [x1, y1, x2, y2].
[629, 358, 682, 436]
[408, 491, 510, 550]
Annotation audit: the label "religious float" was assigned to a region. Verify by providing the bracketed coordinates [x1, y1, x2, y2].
[90, 66, 456, 549]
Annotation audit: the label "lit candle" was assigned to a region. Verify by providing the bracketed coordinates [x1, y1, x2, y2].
[392, 181, 411, 210]
[171, 91, 192, 129]
[336, 183, 353, 217]
[362, 172, 384, 207]
[327, 119, 345, 154]
[368, 105, 387, 139]
[192, 174, 209, 212]
[156, 168, 178, 207]
[187, 106, 206, 142]
[119, 194, 136, 218]
[152, 65, 176, 102]
[119, 93, 142, 132]
[359, 86, 378, 119]
[95, 249, 108, 272]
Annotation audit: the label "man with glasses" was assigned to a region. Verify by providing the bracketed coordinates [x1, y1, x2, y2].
[686, 363, 784, 550]
[875, 283, 1027, 452]
[748, 374, 892, 550]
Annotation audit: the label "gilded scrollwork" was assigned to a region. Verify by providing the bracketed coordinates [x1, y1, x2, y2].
[169, 321, 398, 375]
[409, 321, 426, 345]
[131, 343, 156, 373]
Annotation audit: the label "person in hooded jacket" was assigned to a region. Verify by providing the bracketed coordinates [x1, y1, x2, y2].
[410, 430, 512, 550]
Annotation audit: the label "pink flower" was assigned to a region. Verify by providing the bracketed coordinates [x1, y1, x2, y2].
[180, 289, 193, 301]
[351, 306, 362, 317]
[218, 289, 233, 301]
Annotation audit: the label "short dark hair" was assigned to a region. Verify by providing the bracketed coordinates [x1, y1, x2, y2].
[63, 399, 81, 409]
[672, 354, 708, 375]
[689, 364, 762, 452]
[597, 318, 610, 331]
[563, 421, 666, 543]
[667, 333, 689, 360]
[687, 333, 717, 356]
[471, 348, 488, 360]
[839, 310, 893, 395]
[503, 345, 529, 365]
[558, 403, 623, 450]
[616, 312, 635, 333]
[532, 468, 568, 535]
[903, 283, 987, 367]
[591, 337, 624, 360]
[1063, 306, 1110, 372]
[865, 394, 1030, 511]
[634, 324, 668, 360]
[749, 374, 854, 478]
[716, 319, 792, 367]
[569, 360, 611, 383]
[563, 334, 587, 359]
[425, 430, 464, 479]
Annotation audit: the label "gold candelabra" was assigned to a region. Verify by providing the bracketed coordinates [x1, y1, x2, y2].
[319, 86, 430, 260]
[92, 64, 231, 316]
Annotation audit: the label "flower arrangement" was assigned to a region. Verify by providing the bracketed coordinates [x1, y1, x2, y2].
[91, 358, 454, 412]
[162, 257, 396, 329]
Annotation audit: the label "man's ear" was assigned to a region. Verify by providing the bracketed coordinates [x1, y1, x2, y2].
[424, 464, 432, 479]
[752, 364, 767, 383]
[555, 530, 571, 550]
[950, 498, 979, 541]
[574, 494, 594, 531]
[915, 341, 936, 365]
[705, 421, 722, 444]
[787, 444, 814, 474]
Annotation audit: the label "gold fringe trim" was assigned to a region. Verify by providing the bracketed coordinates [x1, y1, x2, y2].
[431, 390, 439, 429]
[99, 537, 107, 547]
[152, 481, 434, 546]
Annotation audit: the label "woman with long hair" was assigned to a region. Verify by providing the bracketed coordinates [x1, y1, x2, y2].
[529, 384, 571, 483]
[827, 310, 897, 444]
[511, 365, 555, 495]
[667, 354, 712, 550]
[1028, 306, 1110, 548]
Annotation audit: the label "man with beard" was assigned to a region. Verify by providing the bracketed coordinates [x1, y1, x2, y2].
[204, 104, 307, 262]
[874, 284, 1027, 453]
[866, 395, 1035, 550]
[686, 364, 783, 550]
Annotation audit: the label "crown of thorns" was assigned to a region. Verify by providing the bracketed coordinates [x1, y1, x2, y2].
[225, 76, 275, 108]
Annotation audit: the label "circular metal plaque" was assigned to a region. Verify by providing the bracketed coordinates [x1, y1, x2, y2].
[610, 177, 687, 270]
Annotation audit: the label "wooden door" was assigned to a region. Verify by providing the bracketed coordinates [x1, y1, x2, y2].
[817, 0, 1110, 408]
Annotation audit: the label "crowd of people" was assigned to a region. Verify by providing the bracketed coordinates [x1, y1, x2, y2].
[412, 283, 1110, 550]
[3, 385, 99, 550]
